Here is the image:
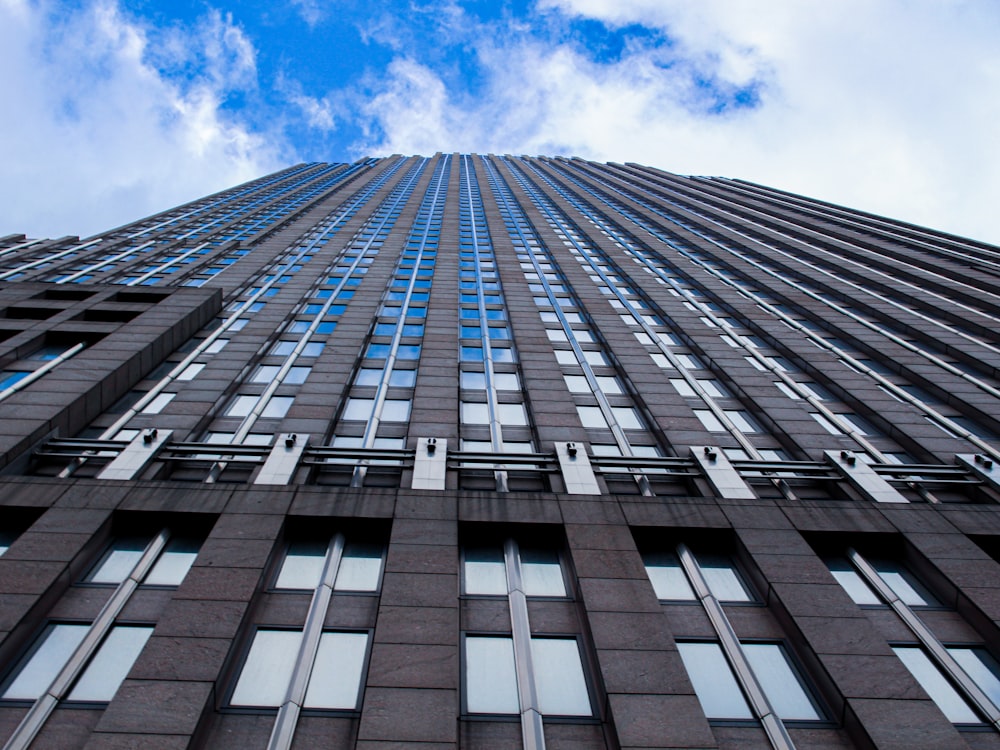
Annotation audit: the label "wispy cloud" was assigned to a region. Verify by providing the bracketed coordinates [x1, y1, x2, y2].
[0, 0, 284, 239]
[290, 0, 325, 28]
[344, 0, 1000, 244]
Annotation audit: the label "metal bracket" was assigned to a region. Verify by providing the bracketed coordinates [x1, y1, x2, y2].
[691, 446, 756, 500]
[96, 429, 172, 481]
[411, 437, 447, 490]
[255, 433, 309, 485]
[555, 442, 601, 495]
[957, 454, 1000, 493]
[824, 450, 908, 503]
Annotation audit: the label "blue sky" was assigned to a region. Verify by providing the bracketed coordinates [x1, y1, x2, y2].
[1, 0, 999, 245]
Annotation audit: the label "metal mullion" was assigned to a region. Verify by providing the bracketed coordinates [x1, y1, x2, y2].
[360, 157, 444, 447]
[676, 543, 796, 750]
[0, 342, 85, 404]
[848, 548, 1000, 730]
[554, 160, 1000, 470]
[638, 170, 1000, 334]
[488, 157, 648, 494]
[0, 238, 102, 281]
[504, 539, 546, 750]
[461, 156, 508, 491]
[57, 240, 156, 283]
[124, 242, 210, 286]
[2, 530, 169, 750]
[519, 158, 777, 463]
[204, 160, 425, 483]
[267, 534, 345, 750]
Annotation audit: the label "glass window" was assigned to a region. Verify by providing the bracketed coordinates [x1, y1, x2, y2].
[611, 407, 643, 429]
[271, 341, 296, 356]
[694, 409, 725, 432]
[596, 376, 623, 394]
[66, 626, 153, 702]
[88, 538, 146, 583]
[144, 538, 200, 586]
[725, 410, 762, 433]
[531, 638, 591, 716]
[520, 548, 566, 597]
[261, 396, 294, 419]
[677, 642, 753, 719]
[251, 365, 281, 384]
[670, 378, 696, 397]
[461, 402, 490, 425]
[284, 367, 311, 385]
[177, 363, 204, 381]
[643, 552, 696, 600]
[302, 342, 324, 357]
[497, 403, 527, 426]
[564, 375, 591, 393]
[577, 406, 608, 429]
[343, 398, 374, 421]
[303, 632, 369, 709]
[742, 643, 821, 720]
[870, 560, 939, 606]
[205, 338, 228, 354]
[2, 623, 89, 700]
[826, 559, 881, 605]
[583, 351, 608, 366]
[493, 373, 520, 391]
[554, 350, 577, 366]
[893, 646, 979, 723]
[388, 369, 416, 387]
[231, 629, 302, 707]
[463, 547, 507, 596]
[382, 400, 411, 422]
[141, 392, 175, 414]
[464, 636, 519, 714]
[949, 648, 1000, 707]
[356, 369, 383, 386]
[461, 371, 486, 390]
[226, 395, 258, 418]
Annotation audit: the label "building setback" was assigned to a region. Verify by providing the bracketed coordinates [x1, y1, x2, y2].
[0, 154, 998, 749]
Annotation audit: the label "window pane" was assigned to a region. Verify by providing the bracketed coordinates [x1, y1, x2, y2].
[893, 646, 979, 723]
[89, 539, 146, 583]
[284, 367, 311, 385]
[493, 373, 520, 391]
[2, 624, 88, 700]
[461, 402, 490, 425]
[694, 409, 725, 432]
[226, 395, 257, 418]
[251, 365, 281, 383]
[261, 396, 293, 419]
[68, 626, 153, 701]
[382, 400, 411, 422]
[697, 555, 753, 602]
[141, 392, 175, 414]
[564, 375, 590, 393]
[276, 541, 327, 589]
[304, 632, 369, 709]
[872, 561, 937, 606]
[344, 398, 374, 421]
[611, 407, 642, 429]
[677, 642, 753, 719]
[144, 538, 200, 586]
[743, 643, 820, 720]
[389, 369, 416, 387]
[464, 547, 507, 595]
[643, 552, 695, 600]
[826, 559, 880, 605]
[461, 371, 486, 390]
[356, 369, 382, 386]
[521, 548, 565, 597]
[231, 630, 302, 706]
[949, 648, 1000, 706]
[577, 406, 608, 429]
[465, 636, 519, 714]
[335, 544, 383, 591]
[531, 638, 591, 715]
[497, 403, 527, 426]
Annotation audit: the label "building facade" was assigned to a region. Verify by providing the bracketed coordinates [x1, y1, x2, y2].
[0, 154, 999, 749]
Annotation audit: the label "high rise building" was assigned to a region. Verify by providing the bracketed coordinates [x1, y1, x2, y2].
[0, 153, 999, 750]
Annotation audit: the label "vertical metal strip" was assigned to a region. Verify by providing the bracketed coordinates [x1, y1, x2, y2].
[676, 543, 796, 750]
[2, 530, 169, 750]
[848, 549, 1000, 729]
[504, 539, 546, 750]
[267, 533, 345, 750]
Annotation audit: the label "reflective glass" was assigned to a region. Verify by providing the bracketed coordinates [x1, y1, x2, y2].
[743, 643, 820, 720]
[231, 630, 302, 706]
[226, 395, 257, 417]
[871, 560, 938, 606]
[464, 636, 519, 714]
[344, 398, 374, 421]
[461, 371, 486, 390]
[335, 544, 383, 591]
[388, 369, 416, 387]
[141, 392, 175, 415]
[521, 548, 566, 597]
[531, 638, 591, 715]
[497, 403, 527, 426]
[304, 632, 369, 709]
[284, 367, 311, 385]
[89, 538, 146, 583]
[463, 546, 507, 595]
[276, 540, 327, 589]
[67, 626, 153, 702]
[826, 559, 880, 605]
[643, 552, 695, 600]
[461, 402, 490, 425]
[894, 646, 979, 723]
[144, 538, 200, 586]
[251, 365, 281, 383]
[577, 406, 608, 429]
[677, 642, 753, 719]
[261, 396, 294, 418]
[949, 648, 1000, 707]
[698, 555, 753, 602]
[382, 400, 411, 422]
[2, 624, 88, 700]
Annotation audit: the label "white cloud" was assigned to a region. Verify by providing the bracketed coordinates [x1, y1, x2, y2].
[290, 0, 325, 28]
[353, 0, 1000, 244]
[0, 0, 284, 240]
